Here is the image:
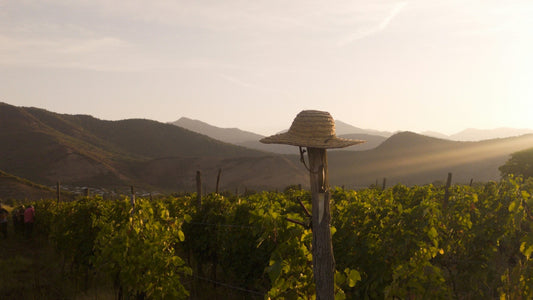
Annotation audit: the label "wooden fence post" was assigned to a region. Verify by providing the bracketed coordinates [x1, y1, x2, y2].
[259, 109, 365, 299]
[307, 147, 335, 300]
[196, 171, 202, 209]
[56, 181, 61, 203]
[444, 172, 452, 208]
[130, 186, 135, 214]
[215, 168, 222, 195]
[382, 177, 387, 190]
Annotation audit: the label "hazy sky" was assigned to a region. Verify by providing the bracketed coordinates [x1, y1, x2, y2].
[1, 0, 532, 136]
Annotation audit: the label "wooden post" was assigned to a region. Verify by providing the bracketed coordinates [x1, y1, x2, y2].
[83, 187, 89, 197]
[196, 171, 202, 209]
[444, 172, 452, 208]
[56, 181, 61, 203]
[469, 178, 473, 187]
[130, 186, 135, 214]
[307, 147, 335, 300]
[215, 168, 222, 194]
[382, 177, 387, 190]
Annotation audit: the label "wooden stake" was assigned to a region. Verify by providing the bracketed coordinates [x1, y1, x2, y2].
[196, 171, 202, 209]
[215, 168, 222, 194]
[382, 177, 387, 190]
[307, 147, 335, 300]
[130, 186, 135, 213]
[56, 181, 61, 203]
[444, 172, 452, 208]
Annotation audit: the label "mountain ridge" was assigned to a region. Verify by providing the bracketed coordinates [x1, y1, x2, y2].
[329, 132, 533, 188]
[2, 102, 533, 198]
[171, 116, 390, 153]
[171, 115, 532, 151]
[1, 102, 294, 193]
[172, 117, 264, 144]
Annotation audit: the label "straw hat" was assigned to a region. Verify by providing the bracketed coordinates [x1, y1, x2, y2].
[260, 110, 365, 149]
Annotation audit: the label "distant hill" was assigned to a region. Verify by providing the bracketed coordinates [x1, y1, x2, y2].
[421, 128, 533, 141]
[328, 131, 533, 188]
[3, 102, 533, 197]
[171, 117, 297, 154]
[0, 102, 306, 196]
[171, 117, 388, 153]
[172, 117, 264, 144]
[0, 169, 61, 202]
[421, 131, 451, 140]
[337, 134, 387, 151]
[134, 155, 306, 192]
[450, 128, 533, 141]
[234, 141, 297, 155]
[335, 120, 392, 137]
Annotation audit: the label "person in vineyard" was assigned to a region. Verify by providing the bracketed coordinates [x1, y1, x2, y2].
[0, 203, 8, 239]
[24, 205, 35, 238]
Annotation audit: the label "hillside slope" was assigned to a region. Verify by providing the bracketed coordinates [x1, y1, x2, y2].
[172, 117, 387, 153]
[172, 117, 298, 154]
[0, 169, 60, 202]
[3, 103, 533, 196]
[172, 117, 263, 144]
[337, 133, 387, 151]
[1, 103, 300, 193]
[334, 120, 392, 137]
[451, 128, 533, 141]
[328, 132, 533, 188]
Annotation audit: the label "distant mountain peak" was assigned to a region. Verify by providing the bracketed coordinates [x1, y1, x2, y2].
[171, 117, 264, 144]
[334, 120, 392, 137]
[421, 131, 450, 140]
[450, 127, 533, 141]
[375, 131, 454, 153]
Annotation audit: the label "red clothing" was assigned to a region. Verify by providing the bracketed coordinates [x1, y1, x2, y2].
[24, 207, 35, 223]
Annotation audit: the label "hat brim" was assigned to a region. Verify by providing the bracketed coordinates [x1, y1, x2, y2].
[260, 132, 365, 149]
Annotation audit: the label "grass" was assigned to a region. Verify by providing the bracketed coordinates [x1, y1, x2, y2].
[0, 220, 114, 300]
[0, 232, 72, 298]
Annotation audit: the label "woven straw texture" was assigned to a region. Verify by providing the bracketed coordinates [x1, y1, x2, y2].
[260, 110, 365, 149]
